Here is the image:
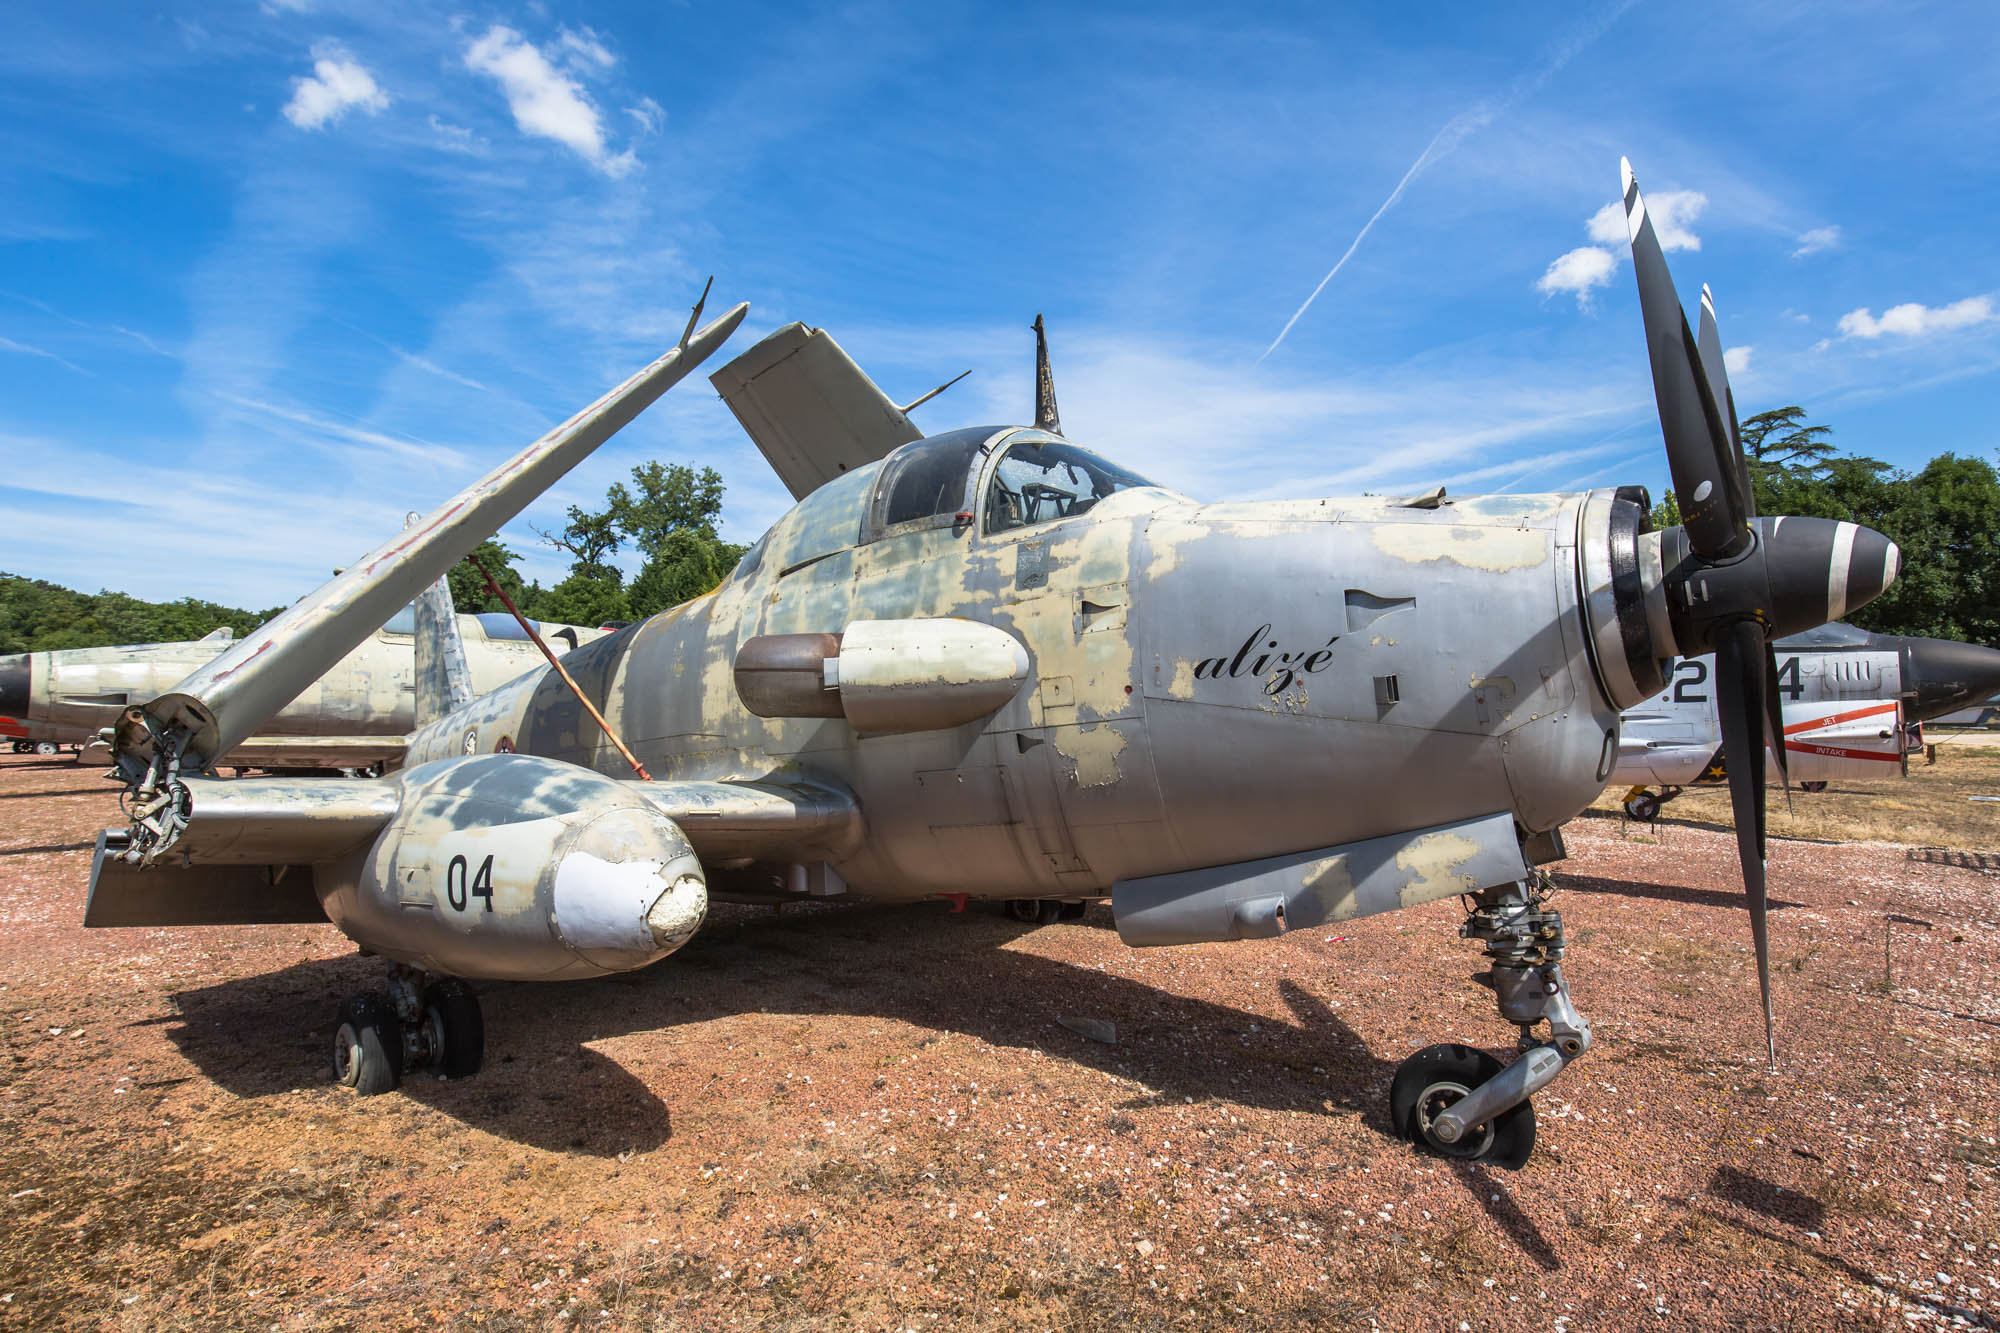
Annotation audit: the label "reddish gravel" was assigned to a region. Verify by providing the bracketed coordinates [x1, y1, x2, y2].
[0, 750, 1996, 1331]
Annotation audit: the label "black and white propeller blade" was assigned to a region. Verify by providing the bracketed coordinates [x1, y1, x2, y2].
[1620, 158, 1905, 1065]
[1622, 157, 1750, 560]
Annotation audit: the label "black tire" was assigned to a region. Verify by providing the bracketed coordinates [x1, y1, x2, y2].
[1003, 899, 1042, 924]
[1800, 781, 1828, 794]
[1624, 792, 1661, 822]
[1034, 899, 1066, 925]
[1057, 900, 1089, 922]
[33, 741, 58, 756]
[1389, 1043, 1537, 1171]
[333, 994, 403, 1095]
[423, 979, 484, 1079]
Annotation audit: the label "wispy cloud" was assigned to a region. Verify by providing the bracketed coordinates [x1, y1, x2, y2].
[1793, 225, 1840, 258]
[214, 392, 467, 468]
[1836, 296, 1993, 340]
[282, 42, 388, 131]
[463, 26, 634, 177]
[0, 336, 90, 375]
[1724, 345, 1753, 375]
[1261, 0, 1637, 359]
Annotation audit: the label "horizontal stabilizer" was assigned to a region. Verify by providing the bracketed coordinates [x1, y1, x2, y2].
[710, 323, 922, 500]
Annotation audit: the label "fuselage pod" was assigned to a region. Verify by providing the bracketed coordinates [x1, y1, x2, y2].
[316, 753, 706, 981]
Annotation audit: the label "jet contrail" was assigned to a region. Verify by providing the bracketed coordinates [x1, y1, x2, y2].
[1260, 0, 1639, 363]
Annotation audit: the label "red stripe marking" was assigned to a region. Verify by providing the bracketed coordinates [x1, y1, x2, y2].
[1784, 741, 1902, 762]
[0, 716, 29, 738]
[1783, 701, 1898, 735]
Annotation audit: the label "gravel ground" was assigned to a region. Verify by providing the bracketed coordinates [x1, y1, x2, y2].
[0, 750, 1996, 1331]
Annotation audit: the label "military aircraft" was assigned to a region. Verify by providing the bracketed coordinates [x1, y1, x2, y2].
[0, 614, 609, 770]
[1613, 625, 2000, 818]
[83, 163, 1901, 1170]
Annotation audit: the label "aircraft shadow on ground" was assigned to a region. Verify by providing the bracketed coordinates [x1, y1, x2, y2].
[1560, 871, 1804, 914]
[165, 901, 1408, 1158]
[1573, 806, 1843, 846]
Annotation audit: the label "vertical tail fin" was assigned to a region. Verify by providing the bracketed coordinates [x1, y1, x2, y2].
[1032, 313, 1063, 437]
[410, 515, 474, 728]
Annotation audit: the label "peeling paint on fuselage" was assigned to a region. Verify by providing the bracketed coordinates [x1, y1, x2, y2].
[408, 447, 1624, 905]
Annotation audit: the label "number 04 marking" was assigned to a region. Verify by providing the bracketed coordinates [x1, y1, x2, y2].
[445, 854, 495, 912]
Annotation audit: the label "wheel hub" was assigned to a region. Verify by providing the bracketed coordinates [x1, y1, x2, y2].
[1415, 1080, 1493, 1157]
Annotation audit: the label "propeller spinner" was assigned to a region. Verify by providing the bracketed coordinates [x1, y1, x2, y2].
[1621, 157, 1900, 1065]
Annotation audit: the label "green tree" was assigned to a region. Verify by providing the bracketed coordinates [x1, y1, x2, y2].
[629, 530, 723, 617]
[607, 462, 726, 553]
[449, 540, 531, 615]
[534, 571, 631, 628]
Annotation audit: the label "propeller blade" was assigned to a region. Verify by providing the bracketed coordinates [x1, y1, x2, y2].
[1763, 641, 1791, 807]
[1715, 620, 1777, 1066]
[1621, 158, 1750, 559]
[1696, 285, 1754, 518]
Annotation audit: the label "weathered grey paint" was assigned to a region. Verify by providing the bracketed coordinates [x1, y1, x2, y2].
[16, 616, 606, 749]
[1111, 812, 1529, 947]
[403, 429, 1624, 907]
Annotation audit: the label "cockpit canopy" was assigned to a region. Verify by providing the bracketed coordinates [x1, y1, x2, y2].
[867, 427, 1157, 539]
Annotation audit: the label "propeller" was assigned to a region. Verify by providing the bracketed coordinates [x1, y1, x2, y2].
[1622, 157, 1901, 1064]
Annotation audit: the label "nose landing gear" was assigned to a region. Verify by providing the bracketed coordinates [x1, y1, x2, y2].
[1389, 875, 1591, 1170]
[331, 967, 484, 1095]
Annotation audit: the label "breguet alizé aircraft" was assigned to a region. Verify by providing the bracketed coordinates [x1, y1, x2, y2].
[85, 163, 1900, 1170]
[1613, 624, 2000, 818]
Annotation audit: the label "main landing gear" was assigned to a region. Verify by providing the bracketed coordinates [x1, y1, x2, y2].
[1003, 898, 1089, 925]
[1621, 784, 1680, 821]
[1390, 875, 1591, 1170]
[332, 967, 484, 1095]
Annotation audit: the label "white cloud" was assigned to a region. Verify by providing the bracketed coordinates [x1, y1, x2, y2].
[1792, 225, 1840, 258]
[1837, 296, 1994, 339]
[1536, 246, 1617, 305]
[558, 27, 616, 69]
[626, 97, 664, 136]
[427, 115, 485, 154]
[1586, 189, 1706, 252]
[282, 43, 388, 131]
[464, 26, 634, 177]
[1724, 345, 1752, 375]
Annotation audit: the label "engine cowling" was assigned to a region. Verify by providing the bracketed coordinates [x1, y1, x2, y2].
[316, 753, 707, 981]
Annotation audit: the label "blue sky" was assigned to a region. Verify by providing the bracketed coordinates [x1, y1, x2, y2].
[3, 1, 1996, 606]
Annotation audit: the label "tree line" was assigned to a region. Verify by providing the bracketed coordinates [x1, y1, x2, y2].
[1650, 407, 2000, 646]
[2, 461, 745, 654]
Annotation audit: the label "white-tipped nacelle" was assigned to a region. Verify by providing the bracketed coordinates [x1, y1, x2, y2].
[734, 618, 1030, 734]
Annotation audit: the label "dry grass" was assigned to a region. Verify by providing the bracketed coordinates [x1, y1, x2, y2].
[1592, 736, 2000, 851]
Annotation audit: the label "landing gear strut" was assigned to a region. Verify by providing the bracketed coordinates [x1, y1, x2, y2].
[1390, 874, 1591, 1170]
[332, 967, 484, 1095]
[1621, 784, 1681, 821]
[1003, 898, 1089, 925]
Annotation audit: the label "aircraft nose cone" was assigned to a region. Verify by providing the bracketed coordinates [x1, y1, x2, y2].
[0, 654, 27, 719]
[1759, 519, 1900, 638]
[1831, 525, 1899, 621]
[1902, 636, 2000, 723]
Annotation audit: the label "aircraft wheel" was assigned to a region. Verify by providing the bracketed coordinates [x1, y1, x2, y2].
[1058, 900, 1089, 922]
[1003, 899, 1043, 924]
[1035, 899, 1067, 925]
[9, 742, 26, 754]
[422, 979, 484, 1079]
[1623, 791, 1661, 822]
[33, 741, 58, 756]
[333, 994, 403, 1095]
[1390, 1043, 1536, 1170]
[1800, 781, 1828, 794]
